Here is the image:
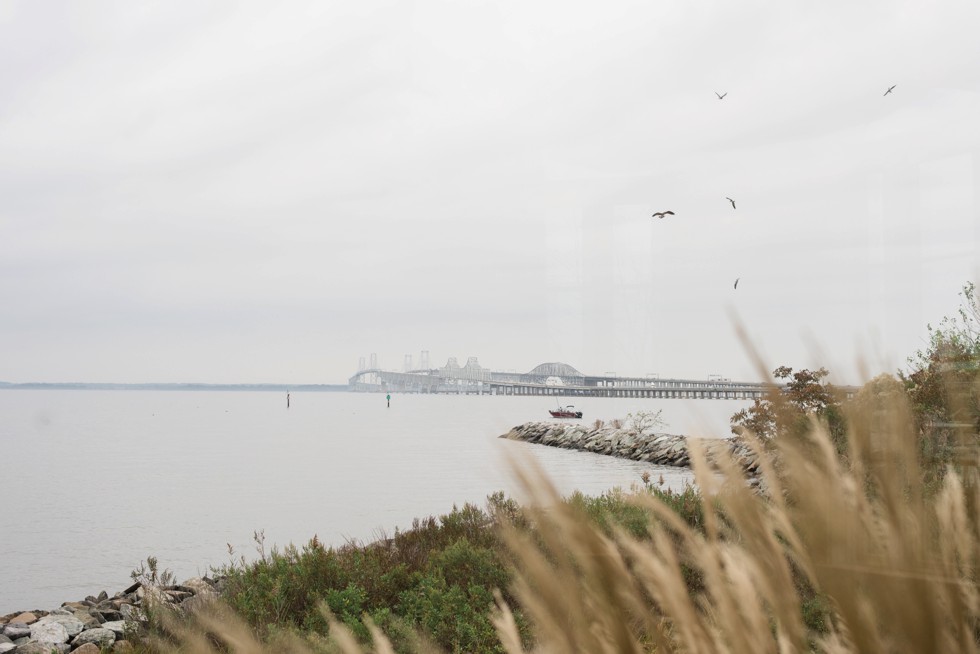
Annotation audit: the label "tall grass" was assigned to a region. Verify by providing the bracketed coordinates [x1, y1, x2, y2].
[137, 371, 978, 653]
[493, 374, 979, 653]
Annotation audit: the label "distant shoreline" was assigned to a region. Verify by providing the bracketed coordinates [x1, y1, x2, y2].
[0, 382, 349, 392]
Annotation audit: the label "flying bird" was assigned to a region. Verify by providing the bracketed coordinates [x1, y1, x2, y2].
[734, 278, 740, 290]
[715, 91, 727, 100]
[884, 84, 896, 96]
[726, 197, 736, 209]
[651, 211, 675, 219]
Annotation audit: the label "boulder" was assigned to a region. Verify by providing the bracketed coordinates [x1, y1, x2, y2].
[95, 607, 122, 622]
[29, 620, 69, 645]
[11, 643, 68, 654]
[34, 614, 84, 638]
[164, 591, 192, 603]
[100, 621, 130, 637]
[71, 627, 116, 648]
[61, 602, 88, 612]
[187, 578, 216, 595]
[0, 643, 13, 654]
[71, 610, 101, 629]
[6, 613, 36, 626]
[1, 624, 30, 640]
[74, 644, 102, 654]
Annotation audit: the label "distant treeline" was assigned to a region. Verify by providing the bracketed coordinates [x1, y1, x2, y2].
[0, 382, 349, 392]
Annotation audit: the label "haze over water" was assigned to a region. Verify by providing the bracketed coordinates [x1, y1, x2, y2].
[0, 389, 747, 614]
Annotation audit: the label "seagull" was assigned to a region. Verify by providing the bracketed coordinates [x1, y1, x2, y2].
[726, 197, 736, 210]
[884, 84, 896, 96]
[734, 278, 740, 290]
[715, 91, 727, 100]
[651, 211, 675, 219]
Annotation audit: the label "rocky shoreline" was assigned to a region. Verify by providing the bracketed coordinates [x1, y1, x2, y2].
[500, 421, 761, 482]
[0, 576, 220, 653]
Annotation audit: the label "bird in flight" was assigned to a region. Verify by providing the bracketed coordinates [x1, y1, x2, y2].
[715, 91, 727, 100]
[734, 278, 740, 290]
[884, 85, 896, 96]
[652, 211, 675, 219]
[726, 197, 736, 210]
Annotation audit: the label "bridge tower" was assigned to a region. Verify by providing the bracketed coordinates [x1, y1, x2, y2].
[358, 356, 366, 372]
[370, 353, 378, 369]
[420, 350, 430, 370]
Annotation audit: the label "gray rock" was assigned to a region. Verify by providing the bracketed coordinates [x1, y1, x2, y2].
[181, 577, 215, 595]
[164, 591, 192, 603]
[95, 608, 122, 622]
[2, 624, 30, 640]
[29, 620, 69, 645]
[34, 615, 84, 638]
[13, 643, 69, 654]
[100, 621, 130, 636]
[0, 635, 10, 645]
[0, 642, 13, 654]
[70, 610, 100, 629]
[71, 627, 116, 648]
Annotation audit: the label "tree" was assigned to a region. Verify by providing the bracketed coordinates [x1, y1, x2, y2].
[899, 282, 980, 492]
[731, 366, 846, 452]
[901, 281, 980, 432]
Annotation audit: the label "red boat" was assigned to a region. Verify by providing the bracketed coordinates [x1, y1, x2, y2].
[549, 405, 583, 419]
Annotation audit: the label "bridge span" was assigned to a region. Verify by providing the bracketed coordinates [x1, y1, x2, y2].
[348, 361, 779, 400]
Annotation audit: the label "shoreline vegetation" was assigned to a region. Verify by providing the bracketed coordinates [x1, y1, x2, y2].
[2, 283, 978, 653]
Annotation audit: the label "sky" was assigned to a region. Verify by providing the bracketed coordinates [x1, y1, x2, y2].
[0, 0, 978, 385]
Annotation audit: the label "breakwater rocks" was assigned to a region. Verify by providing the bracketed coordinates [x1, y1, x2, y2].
[500, 421, 761, 482]
[0, 576, 220, 653]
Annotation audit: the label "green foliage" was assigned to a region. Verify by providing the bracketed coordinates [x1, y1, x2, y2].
[899, 281, 980, 491]
[214, 501, 529, 653]
[901, 281, 980, 429]
[395, 536, 513, 652]
[731, 366, 847, 453]
[209, 485, 714, 653]
[568, 488, 653, 539]
[569, 483, 705, 539]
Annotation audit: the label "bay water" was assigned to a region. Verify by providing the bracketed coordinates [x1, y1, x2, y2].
[0, 390, 750, 614]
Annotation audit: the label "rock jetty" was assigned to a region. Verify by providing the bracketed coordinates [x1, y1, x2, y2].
[500, 421, 761, 481]
[0, 576, 220, 653]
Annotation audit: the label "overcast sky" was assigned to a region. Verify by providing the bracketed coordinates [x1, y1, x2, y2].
[1, 0, 978, 385]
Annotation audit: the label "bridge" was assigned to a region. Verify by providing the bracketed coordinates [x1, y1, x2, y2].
[348, 360, 783, 400]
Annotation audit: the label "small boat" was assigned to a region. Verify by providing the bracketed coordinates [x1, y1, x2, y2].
[549, 405, 583, 419]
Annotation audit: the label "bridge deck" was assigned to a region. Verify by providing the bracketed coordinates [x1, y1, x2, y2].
[345, 368, 811, 400]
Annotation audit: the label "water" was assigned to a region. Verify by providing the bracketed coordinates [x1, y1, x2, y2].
[0, 390, 749, 613]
